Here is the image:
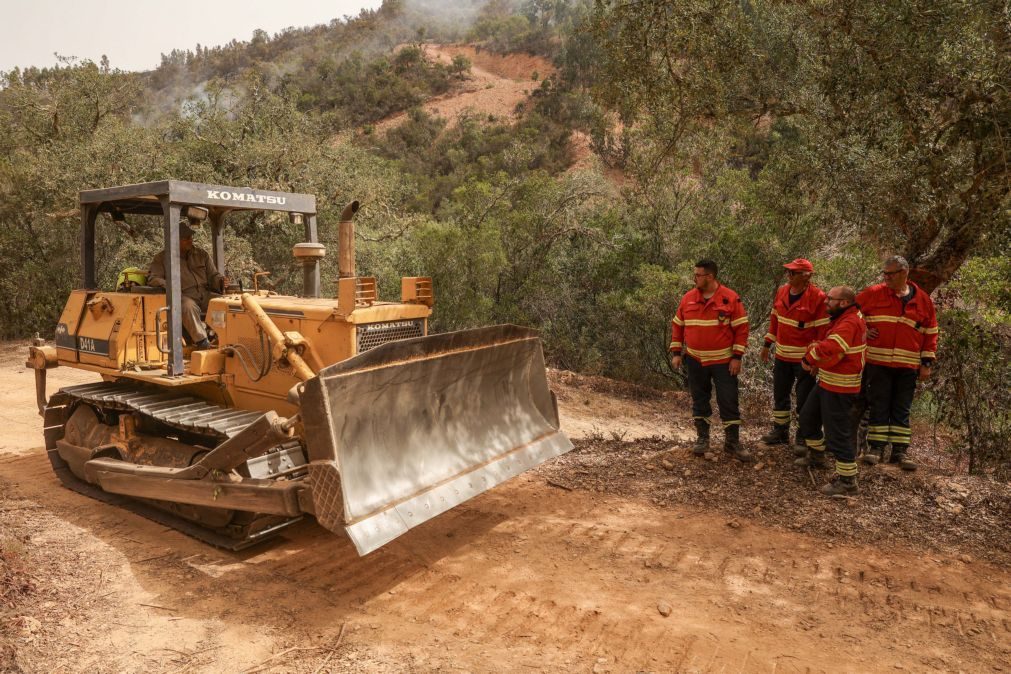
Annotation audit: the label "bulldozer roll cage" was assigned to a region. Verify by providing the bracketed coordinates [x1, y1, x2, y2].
[79, 180, 320, 376]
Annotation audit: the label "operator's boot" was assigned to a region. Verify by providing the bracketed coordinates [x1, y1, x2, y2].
[794, 448, 828, 469]
[889, 445, 917, 472]
[760, 423, 790, 446]
[723, 424, 751, 462]
[819, 473, 859, 497]
[861, 443, 884, 466]
[691, 419, 710, 457]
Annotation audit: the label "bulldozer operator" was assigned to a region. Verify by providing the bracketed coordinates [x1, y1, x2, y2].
[147, 221, 224, 349]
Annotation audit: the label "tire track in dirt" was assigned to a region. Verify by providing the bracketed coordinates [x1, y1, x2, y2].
[7, 454, 1009, 672]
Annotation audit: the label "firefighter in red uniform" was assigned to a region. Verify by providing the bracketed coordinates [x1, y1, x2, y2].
[856, 256, 938, 470]
[796, 286, 867, 496]
[759, 258, 830, 451]
[670, 260, 751, 462]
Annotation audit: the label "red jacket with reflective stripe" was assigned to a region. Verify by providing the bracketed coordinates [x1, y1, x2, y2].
[855, 282, 938, 369]
[763, 283, 830, 363]
[670, 284, 749, 366]
[803, 305, 866, 394]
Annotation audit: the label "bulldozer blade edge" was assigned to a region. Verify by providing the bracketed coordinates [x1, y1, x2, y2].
[301, 325, 573, 555]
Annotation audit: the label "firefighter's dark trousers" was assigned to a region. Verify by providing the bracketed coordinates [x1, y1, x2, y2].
[799, 385, 862, 477]
[685, 356, 741, 434]
[771, 358, 816, 434]
[865, 363, 917, 449]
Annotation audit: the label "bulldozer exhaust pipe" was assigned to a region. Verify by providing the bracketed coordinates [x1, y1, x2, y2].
[338, 201, 360, 278]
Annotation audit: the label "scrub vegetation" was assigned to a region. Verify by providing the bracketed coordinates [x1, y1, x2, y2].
[0, 0, 1007, 475]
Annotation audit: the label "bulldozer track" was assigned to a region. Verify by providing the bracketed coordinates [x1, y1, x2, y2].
[41, 443, 298, 551]
[57, 381, 265, 440]
[41, 385, 304, 550]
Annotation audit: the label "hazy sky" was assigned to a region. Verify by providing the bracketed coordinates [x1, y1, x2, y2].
[1, 0, 384, 73]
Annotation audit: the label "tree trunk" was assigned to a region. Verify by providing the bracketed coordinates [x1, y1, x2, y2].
[906, 218, 982, 295]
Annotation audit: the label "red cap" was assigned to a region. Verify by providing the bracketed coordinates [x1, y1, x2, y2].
[783, 258, 814, 272]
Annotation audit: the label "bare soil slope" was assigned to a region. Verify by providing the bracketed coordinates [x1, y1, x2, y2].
[1, 341, 1008, 673]
[373, 45, 555, 133]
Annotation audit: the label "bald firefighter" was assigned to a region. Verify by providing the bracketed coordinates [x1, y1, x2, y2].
[856, 255, 938, 470]
[796, 286, 867, 496]
[670, 260, 751, 462]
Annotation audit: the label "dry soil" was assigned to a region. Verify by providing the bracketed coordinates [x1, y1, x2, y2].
[1, 341, 1008, 673]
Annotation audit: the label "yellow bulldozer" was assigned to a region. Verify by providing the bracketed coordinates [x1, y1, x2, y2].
[26, 181, 572, 555]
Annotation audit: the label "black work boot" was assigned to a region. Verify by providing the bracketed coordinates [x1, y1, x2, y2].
[862, 443, 884, 465]
[819, 474, 859, 497]
[760, 424, 790, 445]
[794, 449, 828, 469]
[792, 434, 809, 457]
[691, 419, 710, 457]
[889, 445, 917, 471]
[723, 424, 751, 462]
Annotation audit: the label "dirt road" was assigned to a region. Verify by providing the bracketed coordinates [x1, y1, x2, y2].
[2, 341, 1009, 673]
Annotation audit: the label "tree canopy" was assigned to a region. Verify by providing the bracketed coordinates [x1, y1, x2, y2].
[0, 1, 1008, 476]
[591, 0, 1010, 293]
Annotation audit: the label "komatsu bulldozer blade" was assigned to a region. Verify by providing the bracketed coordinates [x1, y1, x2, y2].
[300, 325, 572, 555]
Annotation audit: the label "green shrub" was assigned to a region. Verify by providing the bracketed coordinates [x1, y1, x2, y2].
[925, 258, 1011, 478]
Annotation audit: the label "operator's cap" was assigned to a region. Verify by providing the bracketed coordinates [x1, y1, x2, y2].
[178, 221, 195, 239]
[783, 258, 814, 272]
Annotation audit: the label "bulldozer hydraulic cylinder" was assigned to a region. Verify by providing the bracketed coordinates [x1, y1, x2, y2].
[240, 294, 316, 381]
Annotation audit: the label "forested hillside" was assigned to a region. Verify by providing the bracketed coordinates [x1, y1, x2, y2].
[1, 0, 1007, 474]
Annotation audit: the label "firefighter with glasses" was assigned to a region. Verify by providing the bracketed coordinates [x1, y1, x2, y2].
[855, 256, 938, 471]
[796, 286, 867, 496]
[759, 259, 830, 452]
[670, 260, 751, 462]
